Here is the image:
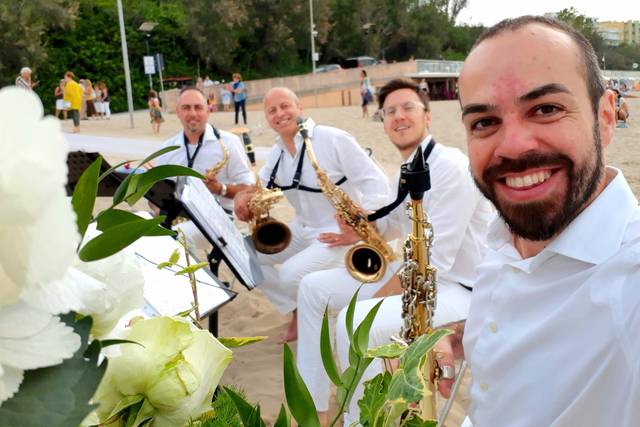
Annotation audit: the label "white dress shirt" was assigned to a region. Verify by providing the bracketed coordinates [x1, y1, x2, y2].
[155, 124, 255, 211]
[464, 168, 640, 427]
[258, 118, 389, 232]
[376, 136, 493, 288]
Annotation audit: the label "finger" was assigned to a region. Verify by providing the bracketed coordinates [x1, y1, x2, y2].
[437, 361, 456, 398]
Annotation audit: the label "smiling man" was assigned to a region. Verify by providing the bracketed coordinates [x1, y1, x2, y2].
[233, 87, 389, 344]
[438, 16, 640, 427]
[297, 78, 492, 426]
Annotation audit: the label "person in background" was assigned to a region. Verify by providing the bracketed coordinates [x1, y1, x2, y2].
[203, 76, 214, 87]
[360, 69, 373, 118]
[231, 72, 247, 125]
[99, 82, 111, 119]
[94, 83, 104, 120]
[221, 83, 232, 112]
[84, 79, 96, 119]
[613, 89, 629, 128]
[15, 67, 35, 90]
[207, 91, 217, 113]
[148, 90, 164, 134]
[63, 71, 83, 133]
[54, 80, 67, 120]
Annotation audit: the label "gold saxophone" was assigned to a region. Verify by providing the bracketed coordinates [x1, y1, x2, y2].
[234, 129, 292, 254]
[297, 117, 395, 283]
[397, 147, 439, 421]
[204, 128, 229, 179]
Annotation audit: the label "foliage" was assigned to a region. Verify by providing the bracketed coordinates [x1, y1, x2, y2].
[556, 7, 604, 54]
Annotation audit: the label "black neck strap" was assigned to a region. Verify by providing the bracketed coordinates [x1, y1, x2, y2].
[183, 129, 206, 168]
[367, 139, 435, 221]
[266, 139, 347, 192]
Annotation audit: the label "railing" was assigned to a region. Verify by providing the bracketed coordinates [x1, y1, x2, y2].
[415, 60, 464, 74]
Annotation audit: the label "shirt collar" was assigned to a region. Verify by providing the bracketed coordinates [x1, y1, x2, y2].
[403, 134, 433, 165]
[488, 167, 638, 266]
[203, 123, 217, 143]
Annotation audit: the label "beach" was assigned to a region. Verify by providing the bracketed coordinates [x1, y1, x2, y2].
[67, 96, 640, 426]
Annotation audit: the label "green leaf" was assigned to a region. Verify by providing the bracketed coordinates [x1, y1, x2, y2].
[99, 160, 130, 182]
[169, 248, 180, 264]
[174, 261, 210, 275]
[335, 357, 374, 414]
[175, 304, 197, 318]
[358, 372, 391, 427]
[138, 145, 181, 168]
[96, 209, 175, 237]
[273, 405, 290, 427]
[112, 173, 134, 205]
[224, 387, 265, 427]
[282, 344, 320, 427]
[404, 416, 438, 427]
[320, 306, 342, 387]
[365, 342, 407, 359]
[71, 156, 102, 239]
[345, 286, 362, 342]
[218, 336, 267, 348]
[0, 314, 106, 427]
[353, 299, 384, 356]
[157, 261, 174, 270]
[125, 165, 204, 206]
[78, 216, 164, 261]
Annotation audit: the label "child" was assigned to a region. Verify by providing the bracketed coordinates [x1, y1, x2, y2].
[148, 90, 164, 134]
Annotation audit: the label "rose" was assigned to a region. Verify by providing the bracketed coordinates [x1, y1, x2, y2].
[94, 316, 232, 426]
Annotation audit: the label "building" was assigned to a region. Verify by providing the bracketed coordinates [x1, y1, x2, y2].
[598, 21, 625, 46]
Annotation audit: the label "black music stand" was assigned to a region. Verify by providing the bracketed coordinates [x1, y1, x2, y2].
[66, 151, 259, 335]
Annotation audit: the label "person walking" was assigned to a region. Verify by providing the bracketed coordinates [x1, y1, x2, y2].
[231, 73, 247, 125]
[148, 90, 164, 134]
[63, 71, 83, 133]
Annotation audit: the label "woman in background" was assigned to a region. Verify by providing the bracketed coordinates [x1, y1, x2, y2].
[360, 69, 373, 118]
[231, 72, 247, 125]
[148, 90, 164, 134]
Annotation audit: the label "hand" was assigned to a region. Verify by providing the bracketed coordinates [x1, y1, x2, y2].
[317, 215, 361, 247]
[434, 321, 465, 398]
[234, 189, 255, 222]
[203, 175, 222, 195]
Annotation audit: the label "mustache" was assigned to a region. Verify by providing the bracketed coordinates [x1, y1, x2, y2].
[483, 152, 573, 182]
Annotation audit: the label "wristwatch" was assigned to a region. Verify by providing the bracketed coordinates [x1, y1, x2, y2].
[219, 183, 228, 197]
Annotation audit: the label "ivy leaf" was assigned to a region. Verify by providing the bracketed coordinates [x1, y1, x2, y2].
[282, 344, 320, 427]
[0, 314, 106, 427]
[358, 372, 392, 427]
[404, 416, 437, 427]
[71, 156, 102, 239]
[218, 336, 267, 348]
[365, 342, 406, 359]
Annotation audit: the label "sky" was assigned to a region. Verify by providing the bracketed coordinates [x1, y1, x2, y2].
[456, 0, 640, 26]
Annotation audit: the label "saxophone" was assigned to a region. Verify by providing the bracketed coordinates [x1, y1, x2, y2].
[297, 117, 395, 283]
[236, 129, 291, 254]
[204, 126, 229, 180]
[397, 146, 439, 421]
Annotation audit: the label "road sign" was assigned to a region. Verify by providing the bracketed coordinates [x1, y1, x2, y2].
[143, 56, 156, 74]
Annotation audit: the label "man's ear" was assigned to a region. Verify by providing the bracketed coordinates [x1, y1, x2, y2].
[598, 89, 616, 149]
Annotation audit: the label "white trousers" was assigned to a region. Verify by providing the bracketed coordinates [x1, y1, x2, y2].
[296, 260, 402, 411]
[257, 221, 348, 314]
[336, 282, 471, 426]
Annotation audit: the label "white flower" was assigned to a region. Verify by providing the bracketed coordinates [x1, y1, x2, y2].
[0, 87, 78, 307]
[94, 317, 233, 426]
[0, 301, 80, 402]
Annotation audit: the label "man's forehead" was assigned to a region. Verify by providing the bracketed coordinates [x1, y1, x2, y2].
[264, 89, 298, 107]
[384, 88, 420, 106]
[179, 90, 206, 105]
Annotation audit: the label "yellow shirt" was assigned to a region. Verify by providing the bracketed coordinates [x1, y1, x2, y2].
[63, 80, 83, 110]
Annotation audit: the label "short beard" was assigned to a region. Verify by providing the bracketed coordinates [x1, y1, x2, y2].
[473, 123, 603, 241]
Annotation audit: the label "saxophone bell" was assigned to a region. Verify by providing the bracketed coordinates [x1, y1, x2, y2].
[345, 243, 386, 283]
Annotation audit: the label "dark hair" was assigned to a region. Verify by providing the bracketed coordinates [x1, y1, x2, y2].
[377, 78, 430, 111]
[148, 90, 158, 99]
[361, 69, 368, 77]
[472, 15, 605, 115]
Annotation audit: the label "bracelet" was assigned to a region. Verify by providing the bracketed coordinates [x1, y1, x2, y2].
[219, 183, 228, 197]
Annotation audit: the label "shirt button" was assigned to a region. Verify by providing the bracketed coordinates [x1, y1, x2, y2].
[480, 382, 489, 391]
[489, 322, 498, 333]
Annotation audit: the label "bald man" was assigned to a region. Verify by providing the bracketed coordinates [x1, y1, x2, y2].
[234, 87, 390, 342]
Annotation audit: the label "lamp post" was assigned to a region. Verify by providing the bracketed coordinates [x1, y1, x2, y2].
[139, 21, 158, 91]
[116, 0, 135, 128]
[309, 0, 317, 73]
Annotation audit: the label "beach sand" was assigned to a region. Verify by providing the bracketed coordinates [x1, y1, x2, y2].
[70, 96, 640, 426]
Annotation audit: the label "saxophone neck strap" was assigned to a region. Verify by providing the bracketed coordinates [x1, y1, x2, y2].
[183, 129, 206, 168]
[267, 139, 347, 192]
[367, 139, 435, 221]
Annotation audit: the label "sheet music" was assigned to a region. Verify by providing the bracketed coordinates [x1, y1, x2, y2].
[179, 176, 257, 288]
[124, 234, 235, 318]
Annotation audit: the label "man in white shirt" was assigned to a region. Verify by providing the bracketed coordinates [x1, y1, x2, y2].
[437, 16, 640, 427]
[15, 67, 34, 90]
[310, 78, 492, 426]
[155, 87, 255, 250]
[234, 87, 389, 343]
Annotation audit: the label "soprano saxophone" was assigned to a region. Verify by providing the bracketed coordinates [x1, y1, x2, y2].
[397, 146, 439, 421]
[297, 117, 395, 283]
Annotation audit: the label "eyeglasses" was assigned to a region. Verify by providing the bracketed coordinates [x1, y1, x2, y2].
[381, 101, 425, 118]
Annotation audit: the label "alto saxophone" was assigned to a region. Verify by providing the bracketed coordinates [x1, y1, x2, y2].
[297, 117, 395, 283]
[397, 146, 439, 421]
[204, 126, 229, 179]
[236, 129, 291, 254]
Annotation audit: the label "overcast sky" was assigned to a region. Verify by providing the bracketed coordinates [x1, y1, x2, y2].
[456, 0, 640, 26]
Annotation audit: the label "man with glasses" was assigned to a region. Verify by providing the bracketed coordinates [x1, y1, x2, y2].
[295, 78, 493, 426]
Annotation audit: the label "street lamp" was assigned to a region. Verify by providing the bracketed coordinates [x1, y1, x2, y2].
[309, 0, 317, 73]
[139, 21, 158, 90]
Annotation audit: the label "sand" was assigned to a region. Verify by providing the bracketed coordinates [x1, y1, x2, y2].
[67, 96, 640, 426]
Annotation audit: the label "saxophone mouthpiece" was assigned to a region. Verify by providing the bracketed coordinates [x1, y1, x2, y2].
[297, 117, 309, 139]
[403, 145, 431, 200]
